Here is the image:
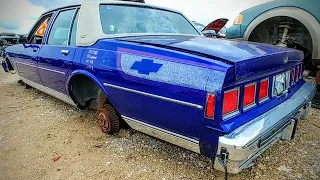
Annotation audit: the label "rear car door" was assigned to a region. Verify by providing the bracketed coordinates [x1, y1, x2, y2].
[37, 8, 79, 94]
[15, 14, 52, 84]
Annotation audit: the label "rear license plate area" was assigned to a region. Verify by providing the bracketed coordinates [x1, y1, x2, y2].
[273, 72, 289, 96]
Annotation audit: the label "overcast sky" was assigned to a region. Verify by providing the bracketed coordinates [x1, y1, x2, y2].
[0, 0, 272, 34]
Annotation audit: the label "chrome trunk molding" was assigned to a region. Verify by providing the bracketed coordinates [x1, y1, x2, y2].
[21, 77, 76, 106]
[122, 115, 201, 153]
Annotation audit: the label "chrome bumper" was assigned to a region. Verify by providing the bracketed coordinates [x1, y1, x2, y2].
[214, 82, 316, 174]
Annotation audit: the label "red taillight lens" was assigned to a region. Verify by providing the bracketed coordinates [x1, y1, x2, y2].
[296, 65, 300, 81]
[223, 88, 239, 115]
[205, 94, 215, 118]
[291, 68, 295, 83]
[259, 79, 269, 100]
[244, 83, 256, 107]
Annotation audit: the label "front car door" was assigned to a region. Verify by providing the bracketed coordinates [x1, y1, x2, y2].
[15, 14, 52, 84]
[37, 8, 79, 94]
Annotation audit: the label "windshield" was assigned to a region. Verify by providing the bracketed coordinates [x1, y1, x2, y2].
[100, 5, 200, 35]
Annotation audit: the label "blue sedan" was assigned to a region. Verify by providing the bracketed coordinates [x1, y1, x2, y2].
[1, 1, 316, 174]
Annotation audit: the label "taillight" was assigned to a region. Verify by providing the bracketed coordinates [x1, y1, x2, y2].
[291, 68, 295, 84]
[296, 65, 300, 81]
[259, 78, 269, 100]
[243, 83, 256, 107]
[223, 88, 239, 115]
[205, 94, 215, 118]
[300, 64, 303, 78]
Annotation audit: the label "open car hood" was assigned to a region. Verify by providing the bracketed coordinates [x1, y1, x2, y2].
[202, 18, 228, 33]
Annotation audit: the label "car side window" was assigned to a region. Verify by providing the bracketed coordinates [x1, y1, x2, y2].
[28, 15, 52, 44]
[69, 10, 79, 46]
[47, 9, 76, 46]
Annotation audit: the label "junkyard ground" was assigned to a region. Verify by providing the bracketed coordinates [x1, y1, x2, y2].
[0, 70, 319, 180]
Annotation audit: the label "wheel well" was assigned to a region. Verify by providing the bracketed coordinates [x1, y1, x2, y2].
[68, 74, 108, 110]
[248, 16, 312, 54]
[243, 7, 320, 60]
[248, 16, 314, 70]
[5, 57, 14, 71]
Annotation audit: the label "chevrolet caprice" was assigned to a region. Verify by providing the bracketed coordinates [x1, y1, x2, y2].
[1, 1, 316, 174]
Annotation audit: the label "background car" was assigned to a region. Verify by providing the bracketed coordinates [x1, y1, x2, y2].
[192, 18, 228, 38]
[0, 33, 20, 57]
[227, 0, 320, 74]
[226, 0, 320, 108]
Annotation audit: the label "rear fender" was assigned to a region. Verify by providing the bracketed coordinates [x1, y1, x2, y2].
[66, 69, 111, 103]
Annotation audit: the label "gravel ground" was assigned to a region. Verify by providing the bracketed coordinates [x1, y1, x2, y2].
[0, 70, 319, 180]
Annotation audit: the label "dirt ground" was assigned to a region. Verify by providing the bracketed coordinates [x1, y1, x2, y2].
[0, 70, 319, 180]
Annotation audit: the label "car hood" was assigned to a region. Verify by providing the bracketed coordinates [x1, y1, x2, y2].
[116, 35, 303, 80]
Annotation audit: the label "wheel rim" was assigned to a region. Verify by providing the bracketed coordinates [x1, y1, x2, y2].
[97, 111, 111, 133]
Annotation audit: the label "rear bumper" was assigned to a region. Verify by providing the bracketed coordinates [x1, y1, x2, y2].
[214, 82, 316, 174]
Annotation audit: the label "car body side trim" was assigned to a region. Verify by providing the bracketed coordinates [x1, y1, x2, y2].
[13, 60, 37, 68]
[38, 66, 65, 74]
[103, 83, 203, 110]
[122, 115, 201, 153]
[21, 77, 76, 106]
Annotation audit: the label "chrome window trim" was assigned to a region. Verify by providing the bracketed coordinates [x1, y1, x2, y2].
[46, 8, 77, 46]
[204, 93, 216, 119]
[122, 115, 200, 153]
[243, 82, 257, 111]
[37, 66, 65, 75]
[259, 78, 269, 104]
[103, 83, 203, 110]
[222, 87, 240, 120]
[68, 8, 80, 46]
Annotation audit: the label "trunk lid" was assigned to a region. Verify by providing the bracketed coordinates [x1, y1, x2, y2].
[115, 35, 304, 80]
[202, 18, 228, 33]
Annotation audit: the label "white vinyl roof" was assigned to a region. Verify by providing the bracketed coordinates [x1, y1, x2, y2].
[43, 1, 190, 46]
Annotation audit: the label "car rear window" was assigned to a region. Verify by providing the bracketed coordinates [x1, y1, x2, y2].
[99, 5, 200, 36]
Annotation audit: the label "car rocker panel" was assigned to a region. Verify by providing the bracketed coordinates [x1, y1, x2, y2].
[1, 1, 316, 174]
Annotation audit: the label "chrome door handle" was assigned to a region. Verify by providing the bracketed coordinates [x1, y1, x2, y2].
[32, 47, 38, 52]
[61, 50, 70, 55]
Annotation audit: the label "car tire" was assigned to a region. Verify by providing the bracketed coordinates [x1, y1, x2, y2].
[96, 104, 120, 134]
[25, 83, 31, 89]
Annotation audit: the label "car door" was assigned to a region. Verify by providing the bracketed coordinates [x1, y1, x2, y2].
[15, 14, 52, 84]
[37, 8, 79, 94]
